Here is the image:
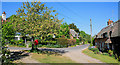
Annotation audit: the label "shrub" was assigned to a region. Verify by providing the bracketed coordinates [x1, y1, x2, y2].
[61, 35, 65, 38]
[10, 39, 16, 45]
[94, 49, 99, 54]
[118, 56, 120, 61]
[76, 39, 80, 43]
[90, 48, 99, 54]
[108, 50, 113, 56]
[41, 41, 56, 45]
[56, 38, 68, 47]
[67, 39, 76, 46]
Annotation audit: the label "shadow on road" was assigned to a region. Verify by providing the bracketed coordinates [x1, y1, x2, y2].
[10, 51, 30, 61]
[29, 48, 69, 56]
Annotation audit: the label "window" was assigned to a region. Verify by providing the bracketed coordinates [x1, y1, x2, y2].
[109, 31, 112, 37]
[103, 32, 108, 38]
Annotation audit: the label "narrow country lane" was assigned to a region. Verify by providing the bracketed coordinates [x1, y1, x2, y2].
[8, 44, 104, 63]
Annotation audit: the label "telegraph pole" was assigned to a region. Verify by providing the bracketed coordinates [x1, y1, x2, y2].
[90, 19, 92, 44]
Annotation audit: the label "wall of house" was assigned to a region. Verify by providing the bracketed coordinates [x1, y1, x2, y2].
[111, 37, 120, 57]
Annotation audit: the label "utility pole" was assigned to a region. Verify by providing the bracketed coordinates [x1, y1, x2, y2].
[90, 19, 92, 44]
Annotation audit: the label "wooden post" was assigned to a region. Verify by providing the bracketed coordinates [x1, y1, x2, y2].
[90, 19, 92, 44]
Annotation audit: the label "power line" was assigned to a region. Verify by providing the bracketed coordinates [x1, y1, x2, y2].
[57, 12, 80, 23]
[56, 2, 83, 19]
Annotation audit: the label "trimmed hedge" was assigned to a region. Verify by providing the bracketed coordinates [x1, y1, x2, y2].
[40, 41, 56, 44]
[56, 38, 76, 47]
[56, 38, 68, 47]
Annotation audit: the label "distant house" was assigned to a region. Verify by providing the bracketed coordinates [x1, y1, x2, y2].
[94, 19, 120, 56]
[70, 29, 79, 39]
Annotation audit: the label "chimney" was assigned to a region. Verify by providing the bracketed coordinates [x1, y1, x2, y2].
[107, 19, 113, 25]
[2, 11, 6, 21]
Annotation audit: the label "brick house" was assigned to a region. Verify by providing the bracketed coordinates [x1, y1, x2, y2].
[94, 19, 120, 56]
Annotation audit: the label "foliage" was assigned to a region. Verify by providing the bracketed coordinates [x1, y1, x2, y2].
[67, 39, 76, 46]
[108, 50, 113, 56]
[69, 23, 80, 33]
[83, 49, 119, 63]
[89, 48, 99, 54]
[1, 16, 15, 64]
[40, 41, 56, 45]
[56, 38, 68, 47]
[13, 1, 63, 41]
[79, 31, 91, 43]
[57, 22, 70, 38]
[1, 47, 11, 63]
[2, 17, 15, 45]
[76, 39, 80, 43]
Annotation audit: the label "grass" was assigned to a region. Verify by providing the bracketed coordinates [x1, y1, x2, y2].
[31, 53, 76, 63]
[82, 49, 120, 63]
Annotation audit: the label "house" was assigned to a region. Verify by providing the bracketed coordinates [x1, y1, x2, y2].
[94, 19, 120, 56]
[70, 29, 79, 39]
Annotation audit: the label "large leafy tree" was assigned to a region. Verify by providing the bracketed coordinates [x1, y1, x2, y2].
[14, 1, 63, 41]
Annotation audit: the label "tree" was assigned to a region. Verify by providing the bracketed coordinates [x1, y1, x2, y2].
[69, 23, 80, 34]
[2, 15, 16, 44]
[57, 22, 70, 38]
[79, 31, 91, 43]
[14, 1, 63, 38]
[13, 1, 63, 50]
[1, 15, 12, 64]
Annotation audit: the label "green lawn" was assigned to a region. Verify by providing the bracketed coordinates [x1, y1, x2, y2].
[82, 49, 120, 63]
[31, 53, 76, 63]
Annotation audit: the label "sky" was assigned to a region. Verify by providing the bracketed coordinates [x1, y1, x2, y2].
[1, 2, 118, 36]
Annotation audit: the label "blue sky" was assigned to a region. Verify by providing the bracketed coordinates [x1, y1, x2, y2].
[1, 2, 118, 36]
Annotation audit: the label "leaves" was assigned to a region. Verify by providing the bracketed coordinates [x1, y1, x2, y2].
[13, 0, 63, 40]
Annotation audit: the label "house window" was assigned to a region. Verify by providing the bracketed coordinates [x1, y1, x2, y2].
[109, 31, 112, 37]
[107, 43, 109, 49]
[103, 32, 108, 38]
[102, 43, 104, 48]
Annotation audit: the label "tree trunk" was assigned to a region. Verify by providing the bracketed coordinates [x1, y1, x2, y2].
[31, 37, 34, 50]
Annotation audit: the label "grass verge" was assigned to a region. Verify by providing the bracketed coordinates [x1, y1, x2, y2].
[31, 53, 76, 63]
[82, 49, 119, 63]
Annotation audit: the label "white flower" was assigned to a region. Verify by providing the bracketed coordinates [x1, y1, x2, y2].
[5, 54, 7, 56]
[9, 55, 10, 57]
[0, 54, 3, 58]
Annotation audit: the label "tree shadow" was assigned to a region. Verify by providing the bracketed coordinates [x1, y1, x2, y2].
[10, 51, 30, 61]
[29, 48, 69, 56]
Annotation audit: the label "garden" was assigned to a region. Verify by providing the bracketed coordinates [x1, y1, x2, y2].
[83, 46, 120, 63]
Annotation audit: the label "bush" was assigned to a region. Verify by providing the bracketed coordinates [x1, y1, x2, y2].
[118, 56, 120, 61]
[41, 41, 56, 45]
[90, 48, 99, 54]
[76, 39, 80, 43]
[67, 39, 76, 46]
[56, 38, 68, 47]
[108, 50, 113, 56]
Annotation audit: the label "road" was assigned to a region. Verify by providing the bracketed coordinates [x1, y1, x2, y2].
[7, 44, 89, 51]
[8, 44, 103, 63]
